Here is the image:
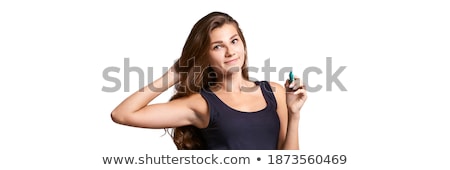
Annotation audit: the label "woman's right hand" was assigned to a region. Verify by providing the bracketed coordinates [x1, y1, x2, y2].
[111, 63, 204, 129]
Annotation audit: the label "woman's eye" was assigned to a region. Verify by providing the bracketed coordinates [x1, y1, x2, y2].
[213, 45, 222, 50]
[231, 39, 238, 44]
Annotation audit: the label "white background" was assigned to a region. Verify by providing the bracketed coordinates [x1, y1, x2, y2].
[1, 0, 449, 169]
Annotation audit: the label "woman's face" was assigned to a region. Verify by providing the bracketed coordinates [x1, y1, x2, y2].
[208, 23, 246, 76]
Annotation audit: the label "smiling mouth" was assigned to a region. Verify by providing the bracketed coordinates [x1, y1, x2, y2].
[224, 57, 239, 64]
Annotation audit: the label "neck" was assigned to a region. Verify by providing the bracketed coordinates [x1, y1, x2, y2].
[214, 72, 252, 93]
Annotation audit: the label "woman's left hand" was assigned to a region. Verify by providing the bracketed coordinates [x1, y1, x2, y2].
[285, 76, 307, 117]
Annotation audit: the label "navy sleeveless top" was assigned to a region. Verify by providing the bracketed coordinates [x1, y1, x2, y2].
[199, 81, 280, 150]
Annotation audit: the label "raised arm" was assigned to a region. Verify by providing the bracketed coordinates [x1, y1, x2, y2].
[271, 78, 307, 150]
[110, 66, 206, 129]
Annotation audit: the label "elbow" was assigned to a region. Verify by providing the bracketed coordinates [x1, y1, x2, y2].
[111, 110, 126, 125]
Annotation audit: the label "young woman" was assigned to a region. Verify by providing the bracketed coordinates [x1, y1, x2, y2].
[111, 11, 307, 150]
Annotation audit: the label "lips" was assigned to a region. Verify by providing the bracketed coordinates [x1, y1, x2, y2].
[224, 57, 239, 64]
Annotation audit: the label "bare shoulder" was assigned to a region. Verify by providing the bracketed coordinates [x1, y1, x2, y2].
[188, 93, 207, 107]
[175, 93, 207, 113]
[267, 81, 287, 106]
[268, 81, 286, 94]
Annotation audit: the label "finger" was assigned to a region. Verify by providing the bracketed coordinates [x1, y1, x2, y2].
[285, 78, 290, 85]
[284, 79, 295, 93]
[289, 80, 295, 89]
[285, 79, 291, 89]
[291, 77, 303, 90]
[299, 79, 304, 88]
[294, 78, 306, 91]
[293, 88, 307, 95]
[296, 89, 307, 100]
[289, 75, 300, 89]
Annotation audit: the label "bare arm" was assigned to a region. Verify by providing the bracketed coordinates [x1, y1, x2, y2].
[110, 66, 205, 128]
[271, 78, 307, 150]
[271, 82, 289, 149]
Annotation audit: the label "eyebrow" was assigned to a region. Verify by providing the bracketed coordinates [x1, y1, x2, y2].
[210, 34, 239, 45]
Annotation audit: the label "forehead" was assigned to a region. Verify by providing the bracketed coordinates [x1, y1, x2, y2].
[209, 24, 238, 41]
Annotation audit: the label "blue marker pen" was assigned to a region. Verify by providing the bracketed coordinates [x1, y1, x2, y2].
[289, 71, 294, 83]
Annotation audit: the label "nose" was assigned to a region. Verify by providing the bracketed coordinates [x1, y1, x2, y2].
[225, 48, 235, 58]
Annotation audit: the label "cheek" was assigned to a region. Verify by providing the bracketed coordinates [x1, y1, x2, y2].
[236, 45, 245, 55]
[208, 52, 223, 64]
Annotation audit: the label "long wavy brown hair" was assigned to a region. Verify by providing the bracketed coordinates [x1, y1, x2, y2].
[167, 11, 250, 149]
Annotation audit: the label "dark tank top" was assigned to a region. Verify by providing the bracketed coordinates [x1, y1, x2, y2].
[199, 81, 280, 150]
